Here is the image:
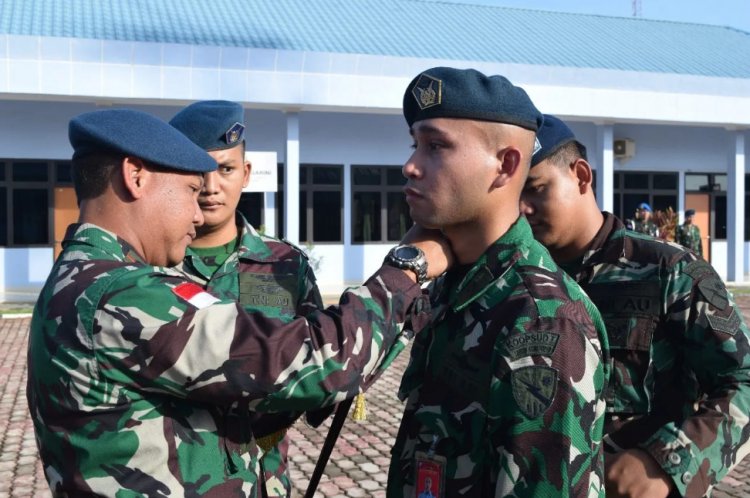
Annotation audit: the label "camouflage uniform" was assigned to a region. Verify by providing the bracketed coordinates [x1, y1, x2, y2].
[28, 223, 430, 497]
[631, 219, 660, 238]
[178, 213, 325, 497]
[675, 223, 703, 257]
[388, 217, 609, 497]
[561, 212, 750, 498]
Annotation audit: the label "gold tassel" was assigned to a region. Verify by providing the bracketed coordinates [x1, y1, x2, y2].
[255, 428, 288, 454]
[351, 393, 366, 421]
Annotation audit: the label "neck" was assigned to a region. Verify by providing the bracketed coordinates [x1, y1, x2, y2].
[78, 197, 146, 258]
[192, 217, 240, 248]
[549, 201, 605, 264]
[444, 206, 520, 265]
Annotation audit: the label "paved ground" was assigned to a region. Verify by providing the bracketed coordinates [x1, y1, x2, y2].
[3, 297, 750, 497]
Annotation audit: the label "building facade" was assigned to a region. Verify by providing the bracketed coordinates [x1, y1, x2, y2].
[1, 0, 749, 298]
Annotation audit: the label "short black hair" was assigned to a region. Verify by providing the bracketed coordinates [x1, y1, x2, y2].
[71, 152, 123, 201]
[546, 141, 588, 167]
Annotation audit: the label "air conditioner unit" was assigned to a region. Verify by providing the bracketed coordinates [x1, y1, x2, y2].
[614, 138, 635, 159]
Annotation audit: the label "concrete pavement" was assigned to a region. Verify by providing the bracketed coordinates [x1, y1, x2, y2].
[4, 297, 750, 497]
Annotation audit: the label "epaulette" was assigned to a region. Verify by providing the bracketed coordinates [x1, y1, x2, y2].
[279, 237, 310, 261]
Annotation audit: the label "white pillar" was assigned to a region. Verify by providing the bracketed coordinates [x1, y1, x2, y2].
[284, 112, 300, 245]
[595, 124, 614, 212]
[263, 192, 276, 237]
[343, 164, 352, 245]
[727, 131, 745, 282]
[678, 171, 685, 221]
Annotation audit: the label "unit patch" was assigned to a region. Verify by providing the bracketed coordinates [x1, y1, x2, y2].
[707, 308, 741, 336]
[503, 332, 559, 360]
[684, 260, 728, 310]
[511, 366, 558, 419]
[225, 122, 245, 145]
[239, 272, 295, 313]
[411, 74, 442, 110]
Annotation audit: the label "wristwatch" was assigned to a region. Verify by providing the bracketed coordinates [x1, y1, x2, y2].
[384, 244, 429, 285]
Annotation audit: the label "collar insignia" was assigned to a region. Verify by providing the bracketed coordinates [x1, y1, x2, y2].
[411, 74, 442, 110]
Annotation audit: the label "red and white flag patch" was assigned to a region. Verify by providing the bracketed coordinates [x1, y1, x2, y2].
[172, 282, 220, 309]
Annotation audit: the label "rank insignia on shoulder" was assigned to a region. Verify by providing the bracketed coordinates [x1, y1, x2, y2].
[511, 365, 558, 419]
[172, 282, 220, 309]
[225, 122, 245, 145]
[411, 74, 442, 110]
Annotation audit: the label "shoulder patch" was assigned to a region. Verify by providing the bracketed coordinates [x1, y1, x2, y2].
[511, 366, 558, 419]
[172, 282, 220, 309]
[503, 332, 559, 360]
[707, 308, 741, 336]
[280, 237, 309, 261]
[683, 260, 729, 310]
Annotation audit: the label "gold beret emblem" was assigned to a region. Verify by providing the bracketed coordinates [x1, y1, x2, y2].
[411, 74, 442, 110]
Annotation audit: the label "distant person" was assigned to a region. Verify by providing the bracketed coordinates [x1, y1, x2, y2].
[626, 202, 659, 237]
[675, 209, 703, 256]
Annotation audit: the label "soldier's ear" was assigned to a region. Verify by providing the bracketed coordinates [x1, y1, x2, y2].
[243, 159, 251, 188]
[121, 156, 148, 200]
[573, 158, 593, 194]
[491, 147, 521, 189]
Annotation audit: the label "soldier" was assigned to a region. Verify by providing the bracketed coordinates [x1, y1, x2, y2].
[520, 114, 750, 498]
[675, 209, 703, 257]
[27, 108, 452, 497]
[387, 68, 609, 497]
[627, 202, 660, 237]
[170, 100, 328, 497]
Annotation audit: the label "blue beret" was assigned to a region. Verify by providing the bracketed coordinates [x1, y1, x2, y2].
[685, 209, 696, 217]
[169, 100, 245, 151]
[403, 67, 542, 131]
[531, 114, 586, 167]
[638, 202, 652, 212]
[69, 109, 216, 173]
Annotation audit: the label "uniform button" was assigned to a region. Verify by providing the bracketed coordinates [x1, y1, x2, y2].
[668, 453, 681, 465]
[682, 471, 693, 484]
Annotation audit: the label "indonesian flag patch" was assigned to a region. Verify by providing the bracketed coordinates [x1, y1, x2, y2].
[172, 282, 220, 309]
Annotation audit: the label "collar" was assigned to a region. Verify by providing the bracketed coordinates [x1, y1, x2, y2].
[569, 212, 625, 274]
[62, 223, 146, 264]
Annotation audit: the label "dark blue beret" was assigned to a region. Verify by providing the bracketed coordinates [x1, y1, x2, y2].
[69, 109, 216, 173]
[403, 67, 542, 131]
[531, 114, 585, 167]
[169, 100, 245, 151]
[638, 202, 653, 212]
[685, 209, 696, 217]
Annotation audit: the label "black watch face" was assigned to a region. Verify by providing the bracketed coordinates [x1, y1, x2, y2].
[396, 246, 420, 259]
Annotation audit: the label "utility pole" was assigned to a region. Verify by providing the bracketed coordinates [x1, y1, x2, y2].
[632, 0, 642, 17]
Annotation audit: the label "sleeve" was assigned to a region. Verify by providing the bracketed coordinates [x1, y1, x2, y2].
[489, 307, 607, 497]
[91, 265, 431, 413]
[639, 256, 750, 497]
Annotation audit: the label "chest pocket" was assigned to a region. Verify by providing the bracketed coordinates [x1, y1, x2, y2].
[587, 281, 660, 413]
[238, 272, 297, 318]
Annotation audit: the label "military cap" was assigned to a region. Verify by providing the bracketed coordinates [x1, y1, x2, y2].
[403, 67, 542, 131]
[69, 109, 216, 173]
[685, 209, 696, 217]
[170, 100, 245, 151]
[638, 202, 653, 212]
[531, 114, 587, 167]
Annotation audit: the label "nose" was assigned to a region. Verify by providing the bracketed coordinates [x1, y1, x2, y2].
[519, 198, 534, 215]
[202, 171, 219, 195]
[193, 198, 205, 227]
[402, 153, 421, 179]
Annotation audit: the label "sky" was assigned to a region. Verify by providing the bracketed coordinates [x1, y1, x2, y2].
[440, 0, 750, 32]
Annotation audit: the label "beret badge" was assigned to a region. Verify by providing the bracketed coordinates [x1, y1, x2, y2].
[225, 122, 245, 145]
[411, 74, 442, 110]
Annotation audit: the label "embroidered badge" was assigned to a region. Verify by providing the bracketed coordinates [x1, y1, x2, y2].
[511, 365, 558, 418]
[707, 308, 741, 336]
[411, 74, 442, 110]
[504, 332, 559, 360]
[172, 282, 220, 309]
[239, 273, 296, 314]
[225, 122, 245, 145]
[533, 137, 542, 156]
[684, 260, 728, 310]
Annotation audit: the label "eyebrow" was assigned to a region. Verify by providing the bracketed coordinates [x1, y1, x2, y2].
[410, 123, 449, 137]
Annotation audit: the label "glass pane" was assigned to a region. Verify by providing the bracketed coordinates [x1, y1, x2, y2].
[613, 173, 620, 189]
[299, 166, 307, 185]
[277, 164, 284, 188]
[353, 167, 381, 186]
[0, 188, 6, 245]
[277, 190, 285, 239]
[353, 192, 381, 243]
[387, 192, 412, 241]
[299, 192, 307, 242]
[386, 168, 406, 186]
[652, 195, 677, 213]
[653, 173, 677, 190]
[685, 174, 710, 191]
[312, 191, 341, 242]
[12, 162, 48, 182]
[13, 188, 48, 244]
[714, 195, 726, 240]
[56, 161, 72, 184]
[0, 162, 5, 181]
[311, 166, 341, 185]
[613, 193, 622, 220]
[712, 174, 727, 192]
[623, 173, 648, 189]
[237, 192, 263, 230]
[746, 193, 750, 241]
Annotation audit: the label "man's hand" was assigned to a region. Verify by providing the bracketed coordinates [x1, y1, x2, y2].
[605, 448, 675, 498]
[400, 225, 454, 279]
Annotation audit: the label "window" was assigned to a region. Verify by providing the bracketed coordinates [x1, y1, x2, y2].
[299, 164, 343, 243]
[612, 172, 678, 221]
[686, 173, 727, 241]
[352, 166, 412, 243]
[0, 160, 56, 246]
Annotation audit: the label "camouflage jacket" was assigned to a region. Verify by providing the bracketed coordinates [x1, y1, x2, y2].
[388, 217, 609, 498]
[27, 223, 430, 498]
[177, 213, 325, 497]
[675, 223, 703, 256]
[563, 212, 750, 498]
[630, 219, 660, 238]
